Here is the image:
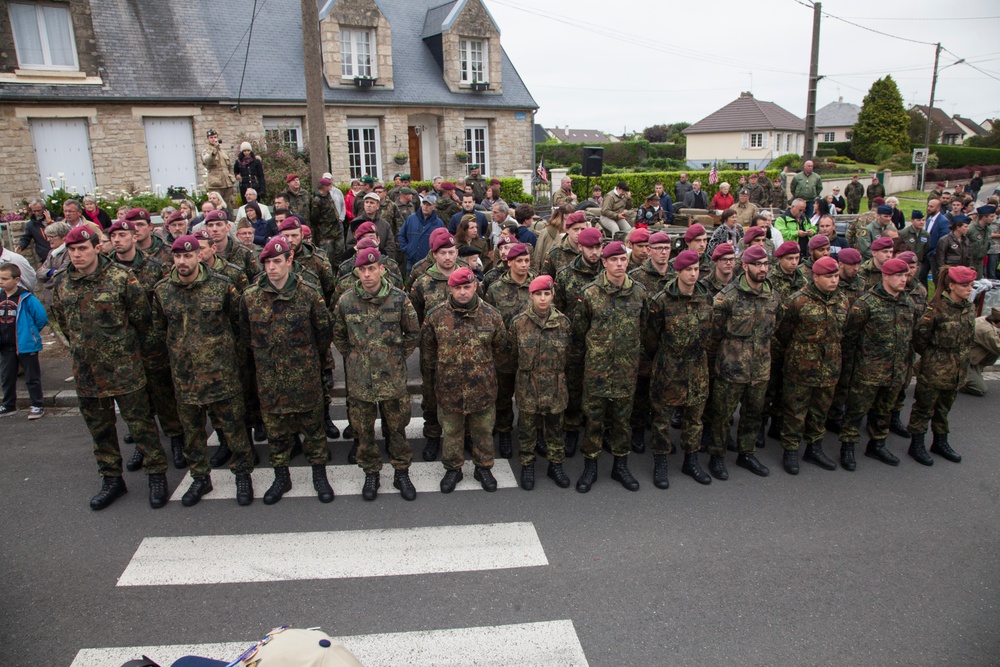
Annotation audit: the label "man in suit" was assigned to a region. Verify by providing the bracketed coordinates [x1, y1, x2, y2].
[683, 181, 709, 210]
[922, 198, 948, 286]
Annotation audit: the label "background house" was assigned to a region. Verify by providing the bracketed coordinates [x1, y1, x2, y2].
[0, 0, 538, 209]
[910, 105, 970, 145]
[815, 98, 859, 143]
[682, 92, 804, 170]
[545, 127, 618, 143]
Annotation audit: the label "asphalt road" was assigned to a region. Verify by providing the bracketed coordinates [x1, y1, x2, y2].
[3, 385, 1000, 666]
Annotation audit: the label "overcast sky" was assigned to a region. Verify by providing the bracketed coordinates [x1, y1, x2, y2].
[487, 0, 1000, 134]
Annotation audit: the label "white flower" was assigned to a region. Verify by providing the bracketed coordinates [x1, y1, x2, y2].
[58, 172, 64, 178]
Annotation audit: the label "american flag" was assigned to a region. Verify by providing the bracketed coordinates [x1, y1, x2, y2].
[708, 161, 719, 185]
[536, 157, 548, 184]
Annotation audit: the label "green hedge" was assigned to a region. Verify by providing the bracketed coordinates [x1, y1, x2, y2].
[925, 144, 1000, 168]
[569, 170, 779, 202]
[337, 177, 531, 204]
[537, 141, 685, 168]
[818, 141, 854, 158]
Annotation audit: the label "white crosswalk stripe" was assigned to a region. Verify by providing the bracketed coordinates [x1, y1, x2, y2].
[70, 620, 589, 667]
[117, 521, 547, 586]
[207, 417, 431, 448]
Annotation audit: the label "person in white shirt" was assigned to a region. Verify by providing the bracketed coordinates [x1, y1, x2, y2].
[0, 234, 36, 290]
[234, 188, 270, 222]
[322, 172, 347, 221]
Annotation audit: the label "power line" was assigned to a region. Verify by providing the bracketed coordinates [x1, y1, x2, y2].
[235, 0, 260, 110]
[207, 0, 270, 96]
[841, 15, 1000, 20]
[819, 12, 938, 46]
[942, 47, 1000, 84]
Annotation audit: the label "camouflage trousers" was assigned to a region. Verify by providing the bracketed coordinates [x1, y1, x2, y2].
[893, 363, 914, 413]
[419, 352, 441, 438]
[494, 371, 517, 434]
[840, 382, 900, 444]
[780, 382, 836, 451]
[764, 355, 785, 419]
[177, 397, 254, 477]
[650, 394, 704, 454]
[143, 364, 182, 438]
[262, 401, 330, 468]
[240, 355, 262, 429]
[581, 392, 633, 459]
[79, 388, 167, 477]
[563, 361, 586, 433]
[518, 410, 564, 465]
[846, 199, 861, 215]
[906, 384, 958, 435]
[440, 406, 495, 470]
[348, 396, 412, 473]
[700, 372, 722, 450]
[630, 374, 652, 429]
[708, 379, 767, 456]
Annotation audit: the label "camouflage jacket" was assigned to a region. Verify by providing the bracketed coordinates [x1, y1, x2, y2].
[553, 254, 601, 325]
[905, 277, 928, 318]
[407, 253, 469, 288]
[856, 221, 892, 260]
[572, 272, 648, 398]
[847, 210, 877, 248]
[332, 265, 404, 308]
[709, 274, 780, 384]
[770, 188, 788, 210]
[485, 270, 535, 372]
[769, 265, 807, 303]
[145, 235, 173, 269]
[293, 242, 337, 304]
[542, 236, 580, 278]
[411, 264, 465, 324]
[698, 270, 734, 299]
[898, 224, 930, 262]
[310, 190, 344, 259]
[629, 259, 672, 299]
[151, 264, 242, 404]
[217, 238, 260, 283]
[378, 199, 405, 242]
[842, 284, 917, 387]
[645, 277, 713, 405]
[435, 196, 461, 223]
[845, 180, 865, 204]
[837, 272, 865, 308]
[52, 255, 150, 398]
[775, 282, 850, 387]
[509, 305, 571, 414]
[337, 251, 402, 281]
[481, 261, 507, 294]
[966, 220, 992, 263]
[912, 293, 975, 389]
[858, 259, 883, 292]
[113, 249, 171, 370]
[420, 295, 505, 413]
[332, 277, 419, 402]
[747, 183, 766, 207]
[241, 272, 333, 413]
[284, 188, 311, 227]
[467, 175, 488, 202]
[209, 255, 249, 295]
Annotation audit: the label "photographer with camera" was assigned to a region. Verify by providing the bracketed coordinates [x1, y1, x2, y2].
[201, 129, 237, 208]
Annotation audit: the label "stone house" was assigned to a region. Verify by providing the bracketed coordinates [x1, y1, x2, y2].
[0, 0, 538, 210]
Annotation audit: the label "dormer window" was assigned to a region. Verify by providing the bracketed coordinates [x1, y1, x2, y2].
[340, 28, 375, 79]
[460, 38, 487, 83]
[9, 2, 79, 70]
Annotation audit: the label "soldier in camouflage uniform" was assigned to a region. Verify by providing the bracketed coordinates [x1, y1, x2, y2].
[905, 265, 976, 465]
[195, 230, 248, 293]
[435, 182, 462, 224]
[626, 227, 650, 272]
[697, 242, 738, 452]
[800, 233, 831, 282]
[151, 235, 256, 506]
[333, 248, 420, 501]
[770, 178, 788, 210]
[310, 177, 344, 262]
[846, 201, 878, 249]
[844, 175, 865, 215]
[553, 227, 604, 455]
[762, 241, 806, 445]
[747, 173, 766, 208]
[508, 275, 572, 489]
[411, 228, 463, 461]
[467, 164, 488, 203]
[480, 237, 512, 293]
[705, 245, 779, 480]
[337, 222, 402, 281]
[967, 205, 996, 278]
[375, 183, 405, 246]
[856, 205, 896, 260]
[333, 238, 405, 305]
[128, 208, 172, 268]
[204, 210, 260, 284]
[52, 226, 170, 510]
[858, 236, 895, 291]
[421, 267, 506, 493]
[825, 248, 865, 432]
[241, 236, 335, 505]
[887, 250, 930, 439]
[644, 249, 714, 489]
[572, 241, 649, 493]
[866, 177, 885, 208]
[281, 174, 311, 229]
[542, 211, 587, 278]
[897, 211, 930, 264]
[108, 220, 186, 472]
[349, 193, 397, 259]
[674, 224, 713, 280]
[838, 258, 917, 470]
[774, 256, 848, 475]
[485, 243, 534, 459]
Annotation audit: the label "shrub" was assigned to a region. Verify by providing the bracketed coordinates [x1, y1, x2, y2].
[400, 177, 531, 204]
[926, 165, 1000, 181]
[816, 148, 837, 158]
[536, 140, 685, 169]
[568, 169, 779, 203]
[818, 141, 853, 157]
[878, 153, 915, 172]
[768, 154, 802, 171]
[827, 156, 857, 164]
[233, 133, 311, 206]
[925, 144, 1000, 168]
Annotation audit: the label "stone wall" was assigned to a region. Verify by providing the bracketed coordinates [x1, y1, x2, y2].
[441, 0, 502, 94]
[319, 0, 394, 90]
[0, 0, 101, 75]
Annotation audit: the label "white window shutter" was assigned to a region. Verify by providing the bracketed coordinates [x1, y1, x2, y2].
[741, 132, 748, 149]
[763, 132, 769, 149]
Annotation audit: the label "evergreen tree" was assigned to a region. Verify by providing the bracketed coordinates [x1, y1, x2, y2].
[850, 76, 910, 163]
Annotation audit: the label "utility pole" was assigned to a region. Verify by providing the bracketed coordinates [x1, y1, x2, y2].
[802, 1, 822, 162]
[302, 0, 328, 186]
[921, 43, 942, 190]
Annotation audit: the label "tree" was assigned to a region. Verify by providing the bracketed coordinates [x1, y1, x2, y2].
[850, 76, 910, 163]
[965, 119, 1000, 149]
[643, 124, 669, 143]
[907, 108, 943, 145]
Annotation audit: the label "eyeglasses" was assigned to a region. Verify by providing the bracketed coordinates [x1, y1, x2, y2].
[718, 257, 736, 263]
[226, 625, 290, 666]
[748, 261, 770, 267]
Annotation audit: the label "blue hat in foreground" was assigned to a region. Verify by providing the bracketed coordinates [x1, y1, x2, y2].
[876, 205, 893, 215]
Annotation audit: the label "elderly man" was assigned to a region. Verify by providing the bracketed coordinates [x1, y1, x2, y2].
[398, 196, 445, 274]
[790, 161, 823, 203]
[774, 199, 816, 256]
[552, 176, 578, 209]
[682, 180, 709, 210]
[732, 189, 759, 228]
[35, 221, 71, 305]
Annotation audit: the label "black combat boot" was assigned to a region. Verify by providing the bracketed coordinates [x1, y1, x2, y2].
[670, 407, 682, 430]
[682, 452, 711, 484]
[393, 469, 417, 501]
[263, 466, 292, 505]
[889, 411, 910, 437]
[253, 422, 267, 442]
[181, 475, 213, 507]
[170, 435, 186, 469]
[865, 439, 899, 466]
[474, 467, 497, 492]
[756, 422, 767, 449]
[564, 431, 579, 458]
[708, 455, 729, 480]
[825, 417, 843, 434]
[736, 452, 770, 476]
[520, 464, 535, 490]
[631, 427, 646, 454]
[803, 441, 837, 470]
[930, 433, 962, 463]
[361, 472, 380, 501]
[235, 473, 254, 506]
[440, 469, 463, 493]
[611, 455, 640, 491]
[699, 428, 711, 453]
[347, 439, 358, 464]
[547, 462, 571, 488]
[498, 432, 513, 459]
[576, 457, 598, 493]
[123, 432, 135, 445]
[342, 423, 355, 440]
[907, 433, 933, 466]
[423, 436, 441, 461]
[534, 429, 548, 459]
[90, 476, 127, 510]
[782, 449, 800, 475]
[767, 416, 783, 441]
[125, 447, 144, 472]
[652, 453, 669, 489]
[148, 473, 168, 509]
[210, 432, 231, 468]
[325, 411, 341, 439]
[313, 465, 334, 503]
[840, 442, 856, 471]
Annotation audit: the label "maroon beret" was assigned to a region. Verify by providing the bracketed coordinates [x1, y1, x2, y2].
[356, 237, 379, 251]
[896, 251, 918, 264]
[711, 243, 735, 260]
[301, 224, 311, 237]
[489, 178, 501, 185]
[285, 173, 299, 183]
[354, 221, 377, 239]
[775, 241, 800, 257]
[124, 208, 151, 223]
[948, 265, 977, 283]
[601, 241, 627, 259]
[578, 227, 604, 248]
[496, 235, 516, 248]
[649, 231, 671, 245]
[355, 248, 381, 268]
[673, 249, 700, 271]
[872, 196, 885, 205]
[107, 220, 134, 234]
[529, 275, 554, 293]
[808, 234, 830, 250]
[447, 266, 476, 286]
[838, 248, 862, 264]
[870, 236, 894, 251]
[277, 217, 301, 232]
[684, 224, 706, 243]
[628, 228, 650, 244]
[811, 256, 839, 275]
[259, 235, 291, 261]
[441, 181, 456, 191]
[203, 209, 228, 223]
[880, 258, 908, 275]
[565, 211, 587, 228]
[170, 234, 200, 254]
[192, 230, 212, 242]
[506, 243, 529, 260]
[318, 177, 332, 186]
[165, 210, 187, 225]
[64, 226, 96, 246]
[743, 226, 765, 244]
[741, 245, 768, 264]
[430, 228, 456, 252]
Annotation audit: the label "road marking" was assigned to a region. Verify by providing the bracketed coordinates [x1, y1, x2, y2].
[70, 619, 588, 667]
[116, 521, 548, 586]
[206, 416, 430, 448]
[169, 459, 517, 501]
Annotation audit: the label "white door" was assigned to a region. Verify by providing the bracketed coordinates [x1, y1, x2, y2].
[144, 117, 197, 195]
[30, 118, 95, 195]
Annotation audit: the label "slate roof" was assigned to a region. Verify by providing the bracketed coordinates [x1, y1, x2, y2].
[815, 100, 860, 128]
[954, 116, 988, 137]
[911, 105, 965, 137]
[533, 123, 550, 143]
[0, 0, 537, 110]
[548, 128, 614, 143]
[683, 92, 804, 134]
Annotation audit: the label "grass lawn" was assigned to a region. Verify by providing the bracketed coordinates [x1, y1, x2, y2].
[850, 192, 928, 219]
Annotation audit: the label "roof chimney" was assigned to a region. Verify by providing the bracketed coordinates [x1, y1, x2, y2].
[740, 91, 753, 99]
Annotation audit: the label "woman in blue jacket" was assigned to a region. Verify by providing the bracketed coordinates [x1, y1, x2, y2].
[0, 262, 48, 419]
